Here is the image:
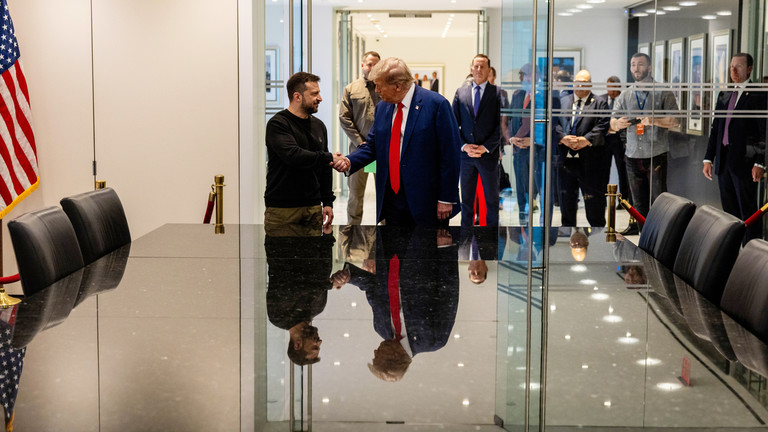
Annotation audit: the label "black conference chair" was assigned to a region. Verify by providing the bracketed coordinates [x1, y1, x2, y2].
[672, 205, 745, 304]
[61, 187, 131, 265]
[720, 239, 768, 344]
[7, 206, 85, 297]
[637, 192, 696, 270]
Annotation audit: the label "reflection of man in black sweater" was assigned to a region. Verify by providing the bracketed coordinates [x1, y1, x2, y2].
[266, 234, 336, 365]
[264, 72, 346, 236]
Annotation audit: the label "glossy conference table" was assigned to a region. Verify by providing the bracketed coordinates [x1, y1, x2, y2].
[6, 224, 768, 431]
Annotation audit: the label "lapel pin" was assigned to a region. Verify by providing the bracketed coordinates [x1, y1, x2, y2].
[416, 106, 420, 110]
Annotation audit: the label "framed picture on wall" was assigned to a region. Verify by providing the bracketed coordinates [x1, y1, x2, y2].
[552, 48, 582, 77]
[669, 38, 685, 119]
[638, 43, 650, 56]
[687, 34, 707, 135]
[409, 63, 445, 95]
[653, 41, 666, 82]
[266, 47, 279, 103]
[711, 30, 731, 88]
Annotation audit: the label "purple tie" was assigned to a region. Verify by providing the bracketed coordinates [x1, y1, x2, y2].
[723, 91, 738, 146]
[474, 85, 481, 116]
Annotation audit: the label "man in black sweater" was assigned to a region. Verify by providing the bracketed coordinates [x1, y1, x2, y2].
[264, 72, 346, 236]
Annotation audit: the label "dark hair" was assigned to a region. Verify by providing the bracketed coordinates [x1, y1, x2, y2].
[733, 52, 754, 68]
[490, 66, 497, 76]
[631, 52, 651, 64]
[286, 72, 320, 101]
[472, 54, 491, 68]
[363, 51, 381, 60]
[607, 75, 621, 83]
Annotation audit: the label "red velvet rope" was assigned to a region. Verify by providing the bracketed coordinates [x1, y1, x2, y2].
[0, 274, 19, 284]
[620, 199, 646, 225]
[203, 192, 215, 224]
[745, 202, 768, 228]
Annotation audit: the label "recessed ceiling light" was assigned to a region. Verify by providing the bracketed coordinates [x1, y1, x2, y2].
[558, 12, 574, 16]
[702, 15, 717, 20]
[634, 12, 649, 17]
[679, 1, 697, 6]
[646, 8, 656, 13]
[717, 11, 732, 16]
[576, 4, 593, 9]
[567, 9, 583, 13]
[655, 11, 666, 15]
[586, 0, 605, 3]
[663, 6, 680, 11]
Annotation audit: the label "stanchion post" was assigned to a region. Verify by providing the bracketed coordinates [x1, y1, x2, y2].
[606, 184, 618, 242]
[95, 180, 106, 189]
[214, 175, 225, 234]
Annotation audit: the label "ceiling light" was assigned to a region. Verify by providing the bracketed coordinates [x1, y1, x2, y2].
[702, 15, 716, 20]
[655, 11, 666, 15]
[679, 1, 697, 5]
[717, 11, 732, 16]
[568, 9, 583, 13]
[663, 6, 680, 11]
[577, 4, 593, 9]
[558, 12, 574, 16]
[646, 8, 656, 13]
[634, 12, 649, 17]
[586, 0, 605, 3]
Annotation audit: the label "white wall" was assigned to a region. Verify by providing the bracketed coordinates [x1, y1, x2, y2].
[3, 1, 241, 277]
[553, 9, 628, 87]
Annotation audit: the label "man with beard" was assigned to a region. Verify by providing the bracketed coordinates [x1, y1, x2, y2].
[264, 72, 347, 236]
[339, 51, 381, 224]
[610, 53, 678, 235]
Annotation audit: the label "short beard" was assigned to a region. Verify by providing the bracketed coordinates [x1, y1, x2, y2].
[301, 100, 318, 116]
[634, 70, 650, 82]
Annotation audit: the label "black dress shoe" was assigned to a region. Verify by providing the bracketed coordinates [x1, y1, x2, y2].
[616, 203, 624, 210]
[620, 222, 639, 236]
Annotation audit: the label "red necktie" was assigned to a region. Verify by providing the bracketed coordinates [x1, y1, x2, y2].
[389, 103, 404, 193]
[387, 254, 402, 340]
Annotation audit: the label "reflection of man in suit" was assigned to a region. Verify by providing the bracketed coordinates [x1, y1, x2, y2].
[430, 71, 439, 92]
[557, 69, 610, 227]
[266, 234, 336, 365]
[458, 225, 498, 284]
[344, 227, 459, 381]
[602, 76, 632, 208]
[334, 57, 462, 226]
[704, 53, 766, 242]
[453, 54, 503, 227]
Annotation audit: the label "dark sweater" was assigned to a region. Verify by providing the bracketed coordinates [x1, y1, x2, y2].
[265, 109, 334, 208]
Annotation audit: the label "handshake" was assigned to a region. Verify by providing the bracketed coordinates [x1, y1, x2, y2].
[330, 152, 351, 173]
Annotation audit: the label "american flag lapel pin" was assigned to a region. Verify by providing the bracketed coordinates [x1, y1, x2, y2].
[416, 105, 420, 110]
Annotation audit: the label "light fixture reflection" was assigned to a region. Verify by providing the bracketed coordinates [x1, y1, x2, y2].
[717, 11, 732, 16]
[570, 264, 587, 272]
[591, 293, 609, 300]
[618, 336, 639, 344]
[657, 382, 683, 391]
[564, 334, 572, 340]
[581, 279, 597, 285]
[462, 399, 470, 406]
[322, 397, 330, 403]
[604, 400, 612, 407]
[634, 12, 649, 17]
[586, 0, 606, 3]
[702, 15, 716, 20]
[679, 1, 697, 6]
[603, 315, 623, 323]
[558, 12, 574, 16]
[663, 6, 681, 11]
[636, 358, 662, 366]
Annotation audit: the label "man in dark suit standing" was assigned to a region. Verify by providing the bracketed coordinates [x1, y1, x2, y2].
[703, 53, 766, 241]
[334, 57, 462, 226]
[602, 76, 631, 208]
[452, 54, 503, 227]
[430, 71, 439, 92]
[557, 69, 610, 227]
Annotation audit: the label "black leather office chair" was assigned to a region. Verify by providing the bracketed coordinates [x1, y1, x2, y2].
[637, 192, 696, 269]
[61, 187, 131, 265]
[719, 239, 768, 344]
[7, 206, 85, 297]
[672, 205, 745, 304]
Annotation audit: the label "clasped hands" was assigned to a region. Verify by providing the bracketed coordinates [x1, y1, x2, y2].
[509, 137, 531, 149]
[330, 152, 351, 172]
[463, 144, 488, 158]
[560, 135, 590, 150]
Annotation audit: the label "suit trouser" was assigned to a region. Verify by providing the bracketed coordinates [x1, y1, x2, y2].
[460, 155, 500, 227]
[626, 153, 667, 218]
[607, 136, 631, 204]
[513, 146, 550, 225]
[559, 156, 608, 227]
[718, 161, 761, 242]
[346, 143, 373, 224]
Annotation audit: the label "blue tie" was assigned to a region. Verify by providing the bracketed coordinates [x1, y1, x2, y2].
[473, 85, 481, 116]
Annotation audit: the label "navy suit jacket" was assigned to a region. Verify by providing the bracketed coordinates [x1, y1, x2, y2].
[557, 92, 609, 164]
[507, 89, 565, 155]
[452, 83, 502, 158]
[348, 85, 462, 225]
[705, 86, 767, 175]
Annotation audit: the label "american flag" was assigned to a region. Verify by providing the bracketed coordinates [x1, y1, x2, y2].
[0, 0, 37, 220]
[0, 305, 24, 431]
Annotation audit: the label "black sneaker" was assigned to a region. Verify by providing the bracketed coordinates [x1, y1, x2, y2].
[620, 222, 639, 236]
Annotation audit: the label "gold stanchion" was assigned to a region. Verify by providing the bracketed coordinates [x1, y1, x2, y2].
[95, 180, 106, 189]
[0, 286, 20, 308]
[214, 175, 225, 234]
[606, 184, 618, 243]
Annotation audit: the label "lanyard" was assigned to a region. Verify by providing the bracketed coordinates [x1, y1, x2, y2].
[634, 91, 648, 111]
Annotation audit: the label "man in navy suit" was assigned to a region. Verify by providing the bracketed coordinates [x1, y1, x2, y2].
[334, 57, 462, 226]
[452, 54, 503, 228]
[557, 69, 610, 227]
[704, 53, 766, 242]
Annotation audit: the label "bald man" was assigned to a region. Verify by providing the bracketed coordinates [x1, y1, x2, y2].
[557, 69, 611, 227]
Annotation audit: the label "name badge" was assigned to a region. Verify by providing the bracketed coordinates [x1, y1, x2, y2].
[636, 123, 645, 136]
